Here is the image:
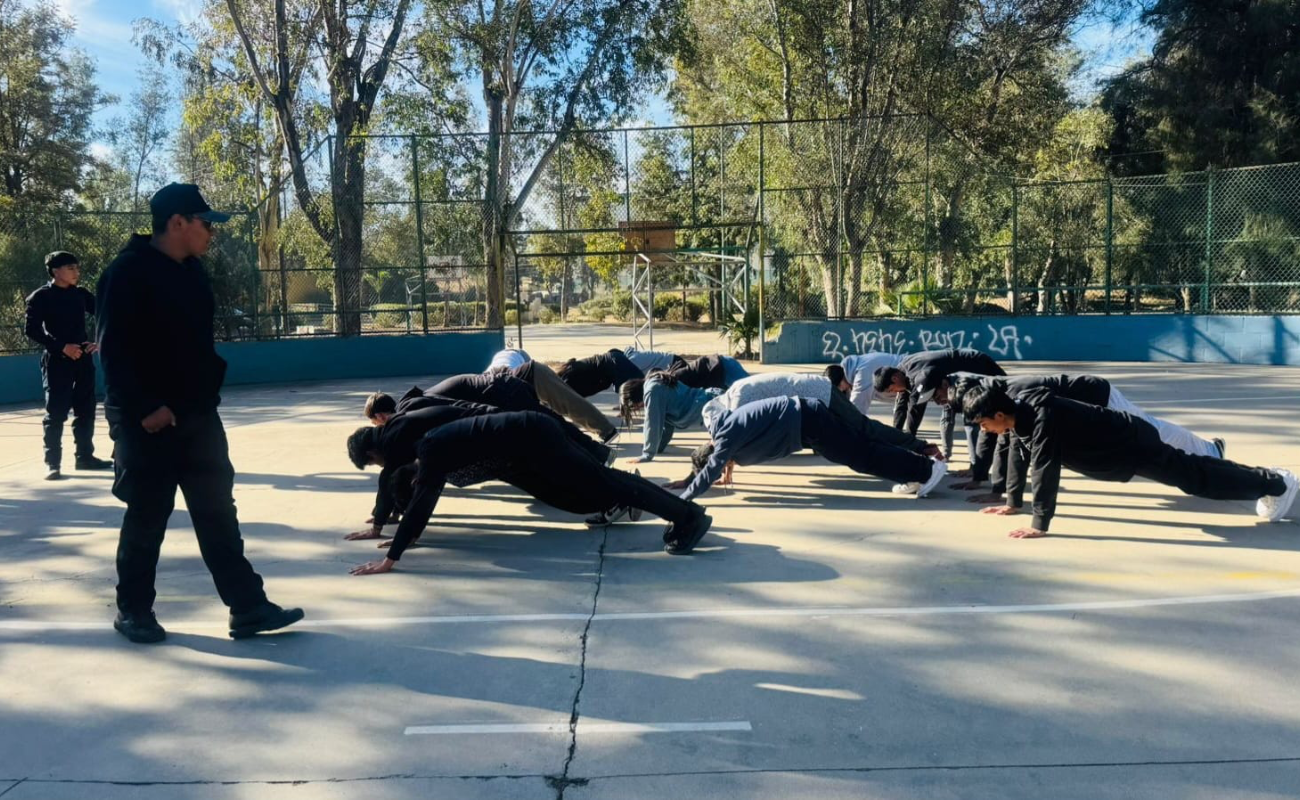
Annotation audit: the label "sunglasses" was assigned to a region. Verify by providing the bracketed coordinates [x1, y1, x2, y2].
[184, 216, 214, 231]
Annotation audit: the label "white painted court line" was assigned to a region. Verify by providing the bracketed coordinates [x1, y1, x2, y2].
[404, 721, 752, 735]
[5, 587, 1300, 632]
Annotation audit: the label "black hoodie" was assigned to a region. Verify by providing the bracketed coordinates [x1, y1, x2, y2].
[96, 234, 228, 424]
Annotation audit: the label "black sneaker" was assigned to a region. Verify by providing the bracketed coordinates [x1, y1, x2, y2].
[75, 456, 114, 470]
[663, 507, 713, 555]
[44, 466, 62, 481]
[601, 428, 620, 446]
[584, 504, 644, 526]
[114, 611, 166, 643]
[228, 602, 305, 639]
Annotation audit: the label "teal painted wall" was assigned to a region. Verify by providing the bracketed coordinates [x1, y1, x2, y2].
[764, 315, 1300, 365]
[0, 330, 503, 406]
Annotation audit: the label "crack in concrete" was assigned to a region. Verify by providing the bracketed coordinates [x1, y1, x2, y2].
[545, 526, 609, 800]
[6, 754, 1299, 791]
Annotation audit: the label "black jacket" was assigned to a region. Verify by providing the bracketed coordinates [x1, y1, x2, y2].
[952, 373, 1111, 407]
[96, 234, 228, 423]
[428, 372, 544, 411]
[25, 282, 95, 357]
[560, 349, 644, 396]
[894, 348, 1005, 432]
[371, 401, 500, 525]
[1009, 388, 1162, 531]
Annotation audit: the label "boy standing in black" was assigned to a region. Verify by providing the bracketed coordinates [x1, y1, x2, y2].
[97, 183, 303, 643]
[24, 251, 112, 480]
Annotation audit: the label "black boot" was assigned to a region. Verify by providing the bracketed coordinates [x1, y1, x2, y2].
[114, 610, 166, 643]
[228, 602, 305, 639]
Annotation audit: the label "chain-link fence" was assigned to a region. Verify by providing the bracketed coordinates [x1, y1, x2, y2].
[5, 117, 1298, 353]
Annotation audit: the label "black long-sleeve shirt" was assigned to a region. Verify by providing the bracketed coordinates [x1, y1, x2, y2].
[25, 282, 94, 357]
[1008, 388, 1162, 531]
[96, 234, 228, 423]
[385, 411, 548, 561]
[560, 349, 644, 396]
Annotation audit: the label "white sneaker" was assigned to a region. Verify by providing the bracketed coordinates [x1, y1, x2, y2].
[1256, 468, 1299, 522]
[892, 481, 921, 494]
[915, 458, 947, 498]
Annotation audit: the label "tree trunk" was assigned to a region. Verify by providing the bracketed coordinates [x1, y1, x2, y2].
[820, 253, 841, 319]
[847, 250, 864, 316]
[937, 182, 965, 288]
[332, 137, 366, 336]
[1037, 240, 1058, 315]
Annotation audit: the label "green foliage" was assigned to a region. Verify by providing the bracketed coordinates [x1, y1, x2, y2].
[0, 0, 109, 204]
[1103, 0, 1300, 173]
[716, 299, 760, 359]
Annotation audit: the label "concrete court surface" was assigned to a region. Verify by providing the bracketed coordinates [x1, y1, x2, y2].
[1, 355, 1300, 799]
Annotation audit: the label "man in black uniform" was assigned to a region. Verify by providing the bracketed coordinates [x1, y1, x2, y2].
[24, 251, 112, 479]
[346, 410, 713, 573]
[97, 183, 304, 643]
[961, 384, 1298, 538]
[874, 348, 1005, 462]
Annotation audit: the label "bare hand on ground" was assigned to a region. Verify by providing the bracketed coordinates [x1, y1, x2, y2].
[967, 492, 1005, 504]
[948, 467, 972, 478]
[345, 528, 382, 540]
[141, 406, 176, 433]
[1008, 527, 1047, 539]
[350, 558, 395, 575]
[980, 505, 1020, 516]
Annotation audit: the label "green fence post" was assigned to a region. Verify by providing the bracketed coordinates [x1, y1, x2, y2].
[249, 212, 259, 338]
[922, 120, 931, 317]
[411, 134, 429, 333]
[1011, 181, 1019, 315]
[1104, 179, 1113, 314]
[757, 122, 766, 361]
[1203, 167, 1214, 313]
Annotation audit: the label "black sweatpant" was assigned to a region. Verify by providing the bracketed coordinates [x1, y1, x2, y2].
[110, 411, 267, 615]
[1131, 445, 1282, 501]
[42, 353, 97, 467]
[827, 389, 925, 452]
[388, 411, 698, 560]
[800, 401, 934, 485]
[480, 415, 693, 522]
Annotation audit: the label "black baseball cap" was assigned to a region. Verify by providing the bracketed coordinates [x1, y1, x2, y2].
[149, 183, 231, 223]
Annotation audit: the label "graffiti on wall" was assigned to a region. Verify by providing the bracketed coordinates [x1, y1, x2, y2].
[821, 323, 1033, 360]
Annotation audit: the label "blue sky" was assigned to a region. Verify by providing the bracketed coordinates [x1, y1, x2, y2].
[59, 0, 1154, 141]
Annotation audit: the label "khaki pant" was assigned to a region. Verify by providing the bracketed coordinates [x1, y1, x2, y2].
[527, 362, 617, 439]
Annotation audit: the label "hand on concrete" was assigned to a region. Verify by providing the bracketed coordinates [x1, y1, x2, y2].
[948, 467, 972, 478]
[1008, 527, 1047, 539]
[980, 505, 1019, 516]
[345, 528, 382, 540]
[349, 558, 395, 575]
[62, 343, 82, 359]
[141, 406, 176, 433]
[967, 493, 1004, 504]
